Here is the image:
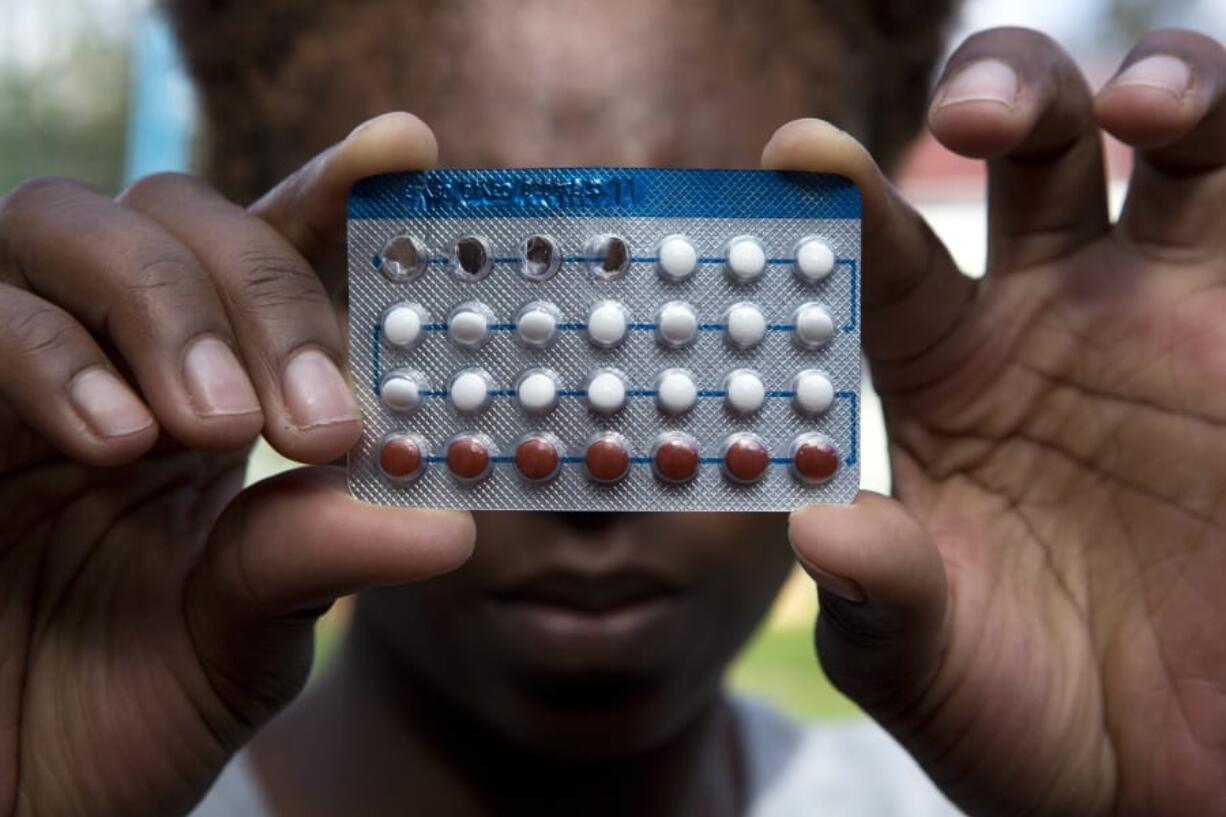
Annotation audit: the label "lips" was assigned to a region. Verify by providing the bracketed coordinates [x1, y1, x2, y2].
[483, 569, 692, 672]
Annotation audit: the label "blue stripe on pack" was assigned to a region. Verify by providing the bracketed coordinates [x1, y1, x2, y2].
[350, 168, 860, 220]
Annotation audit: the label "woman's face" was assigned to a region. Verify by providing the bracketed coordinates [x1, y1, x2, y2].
[257, 0, 848, 755]
[360, 511, 794, 754]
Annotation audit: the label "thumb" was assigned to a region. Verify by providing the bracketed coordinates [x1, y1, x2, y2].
[789, 491, 949, 721]
[250, 111, 439, 270]
[761, 119, 974, 389]
[185, 465, 473, 733]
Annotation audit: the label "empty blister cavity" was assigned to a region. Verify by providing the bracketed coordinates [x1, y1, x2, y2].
[378, 234, 427, 283]
[585, 234, 631, 280]
[521, 234, 561, 281]
[453, 235, 493, 281]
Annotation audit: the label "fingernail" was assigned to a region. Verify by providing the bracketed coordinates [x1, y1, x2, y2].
[183, 337, 261, 418]
[813, 568, 866, 604]
[1111, 54, 1191, 97]
[69, 368, 155, 438]
[938, 59, 1019, 108]
[282, 348, 360, 429]
[801, 560, 867, 604]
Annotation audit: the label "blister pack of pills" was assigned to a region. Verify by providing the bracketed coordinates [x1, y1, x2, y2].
[346, 168, 860, 512]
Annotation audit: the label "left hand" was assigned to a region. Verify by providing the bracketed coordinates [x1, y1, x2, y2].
[769, 27, 1226, 817]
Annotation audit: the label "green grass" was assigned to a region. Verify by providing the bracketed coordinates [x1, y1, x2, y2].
[728, 623, 862, 720]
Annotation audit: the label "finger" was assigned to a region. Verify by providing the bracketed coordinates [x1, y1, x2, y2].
[186, 466, 474, 727]
[1095, 30, 1226, 249]
[788, 492, 948, 719]
[121, 174, 358, 464]
[762, 119, 976, 375]
[251, 112, 439, 287]
[0, 178, 264, 452]
[0, 284, 157, 465]
[928, 28, 1110, 272]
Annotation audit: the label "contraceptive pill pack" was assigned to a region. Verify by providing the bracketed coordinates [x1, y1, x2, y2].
[346, 168, 860, 512]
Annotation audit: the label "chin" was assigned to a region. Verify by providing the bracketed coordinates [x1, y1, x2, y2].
[477, 669, 722, 759]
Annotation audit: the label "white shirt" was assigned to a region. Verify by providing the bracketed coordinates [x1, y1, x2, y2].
[190, 697, 963, 817]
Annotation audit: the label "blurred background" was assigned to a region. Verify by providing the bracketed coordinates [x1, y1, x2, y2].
[2, 0, 1223, 721]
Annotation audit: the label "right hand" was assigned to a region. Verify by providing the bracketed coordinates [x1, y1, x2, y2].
[0, 113, 475, 817]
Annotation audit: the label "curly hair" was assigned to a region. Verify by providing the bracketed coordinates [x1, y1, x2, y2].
[162, 0, 961, 203]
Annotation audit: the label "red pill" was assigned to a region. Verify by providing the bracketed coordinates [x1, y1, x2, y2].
[723, 434, 769, 484]
[446, 435, 491, 481]
[585, 434, 630, 483]
[379, 434, 424, 481]
[792, 436, 839, 484]
[515, 436, 561, 482]
[653, 434, 700, 484]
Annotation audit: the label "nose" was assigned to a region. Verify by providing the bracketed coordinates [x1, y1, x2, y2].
[546, 512, 642, 534]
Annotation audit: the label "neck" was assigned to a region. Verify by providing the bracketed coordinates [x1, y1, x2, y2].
[250, 622, 744, 817]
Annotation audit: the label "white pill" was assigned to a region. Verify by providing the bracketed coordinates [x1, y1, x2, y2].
[588, 301, 628, 348]
[794, 303, 835, 348]
[586, 370, 627, 414]
[657, 235, 698, 281]
[449, 307, 490, 348]
[656, 301, 698, 348]
[726, 236, 766, 283]
[793, 370, 834, 415]
[517, 371, 559, 414]
[725, 370, 766, 416]
[517, 306, 558, 347]
[382, 304, 424, 348]
[381, 374, 421, 413]
[725, 303, 766, 349]
[656, 369, 697, 415]
[450, 370, 490, 413]
[795, 237, 835, 282]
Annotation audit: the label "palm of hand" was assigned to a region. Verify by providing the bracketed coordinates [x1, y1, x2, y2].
[769, 28, 1226, 817]
[888, 238, 1226, 813]
[0, 114, 469, 817]
[0, 435, 254, 816]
